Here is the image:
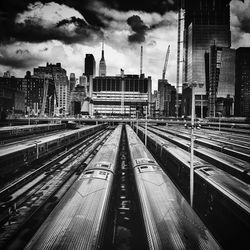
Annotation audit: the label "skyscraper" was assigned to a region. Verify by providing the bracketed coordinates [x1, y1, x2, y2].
[182, 0, 233, 117]
[84, 54, 96, 82]
[235, 47, 250, 118]
[99, 40, 106, 77]
[69, 73, 76, 92]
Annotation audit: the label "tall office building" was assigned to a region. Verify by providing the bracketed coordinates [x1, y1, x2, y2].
[69, 73, 76, 92]
[207, 45, 235, 117]
[182, 0, 234, 117]
[99, 41, 106, 77]
[84, 54, 96, 82]
[235, 47, 250, 118]
[34, 63, 70, 115]
[158, 80, 176, 117]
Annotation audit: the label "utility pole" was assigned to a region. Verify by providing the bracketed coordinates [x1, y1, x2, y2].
[121, 69, 125, 116]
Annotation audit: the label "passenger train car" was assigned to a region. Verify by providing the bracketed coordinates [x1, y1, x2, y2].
[135, 125, 250, 249]
[125, 125, 220, 249]
[0, 124, 106, 179]
[0, 123, 66, 140]
[24, 125, 122, 250]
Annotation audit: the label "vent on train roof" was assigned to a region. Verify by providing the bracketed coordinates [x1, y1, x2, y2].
[136, 158, 156, 165]
[95, 162, 111, 169]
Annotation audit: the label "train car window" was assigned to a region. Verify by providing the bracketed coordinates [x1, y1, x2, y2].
[101, 164, 111, 168]
[48, 142, 57, 149]
[139, 165, 157, 173]
[148, 160, 155, 164]
[85, 171, 94, 175]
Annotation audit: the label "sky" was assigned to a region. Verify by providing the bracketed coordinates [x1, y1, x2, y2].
[0, 0, 250, 91]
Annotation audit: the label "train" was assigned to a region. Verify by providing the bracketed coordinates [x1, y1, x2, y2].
[135, 125, 250, 249]
[125, 125, 221, 249]
[0, 123, 66, 140]
[0, 124, 106, 179]
[24, 125, 122, 249]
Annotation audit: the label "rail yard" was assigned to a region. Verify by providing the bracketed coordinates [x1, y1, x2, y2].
[0, 122, 249, 249]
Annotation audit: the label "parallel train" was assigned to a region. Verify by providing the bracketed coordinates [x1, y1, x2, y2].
[126, 125, 221, 249]
[24, 125, 122, 249]
[135, 125, 250, 249]
[0, 124, 106, 179]
[0, 123, 66, 140]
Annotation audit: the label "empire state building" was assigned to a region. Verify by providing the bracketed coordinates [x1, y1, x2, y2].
[99, 41, 106, 77]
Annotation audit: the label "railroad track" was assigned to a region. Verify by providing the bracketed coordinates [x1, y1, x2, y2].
[145, 125, 250, 183]
[151, 125, 250, 161]
[0, 128, 112, 249]
[135, 125, 250, 249]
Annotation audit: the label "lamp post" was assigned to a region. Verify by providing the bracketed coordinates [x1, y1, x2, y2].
[145, 106, 148, 146]
[136, 111, 139, 134]
[189, 81, 204, 208]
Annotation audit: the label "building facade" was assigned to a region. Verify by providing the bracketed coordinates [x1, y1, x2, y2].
[151, 90, 160, 118]
[207, 45, 235, 117]
[182, 0, 232, 118]
[235, 47, 250, 118]
[85, 54, 96, 82]
[69, 73, 76, 92]
[91, 73, 152, 117]
[34, 63, 69, 115]
[22, 71, 56, 116]
[158, 79, 176, 117]
[0, 76, 25, 119]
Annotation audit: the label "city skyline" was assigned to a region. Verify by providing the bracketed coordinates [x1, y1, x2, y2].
[0, 0, 250, 91]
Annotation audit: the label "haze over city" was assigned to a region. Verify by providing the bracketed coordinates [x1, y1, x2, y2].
[0, 0, 250, 90]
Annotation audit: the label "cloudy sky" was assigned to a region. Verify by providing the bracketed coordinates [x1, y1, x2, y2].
[0, 0, 250, 91]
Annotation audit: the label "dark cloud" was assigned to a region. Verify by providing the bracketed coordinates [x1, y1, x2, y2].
[0, 53, 43, 69]
[95, 0, 178, 14]
[127, 15, 149, 43]
[238, 14, 250, 33]
[57, 16, 88, 27]
[0, 0, 179, 44]
[1, 16, 102, 45]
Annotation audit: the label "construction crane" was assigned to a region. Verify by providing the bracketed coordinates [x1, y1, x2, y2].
[162, 45, 170, 80]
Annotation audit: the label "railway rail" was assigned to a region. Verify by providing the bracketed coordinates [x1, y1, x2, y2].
[126, 125, 221, 249]
[23, 125, 122, 250]
[0, 128, 112, 249]
[146, 125, 250, 183]
[135, 125, 250, 249]
[153, 125, 250, 162]
[0, 124, 106, 181]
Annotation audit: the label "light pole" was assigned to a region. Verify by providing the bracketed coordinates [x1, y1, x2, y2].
[189, 81, 203, 208]
[145, 106, 148, 146]
[136, 111, 139, 134]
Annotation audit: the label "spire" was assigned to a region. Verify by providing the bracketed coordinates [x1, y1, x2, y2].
[99, 39, 106, 76]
